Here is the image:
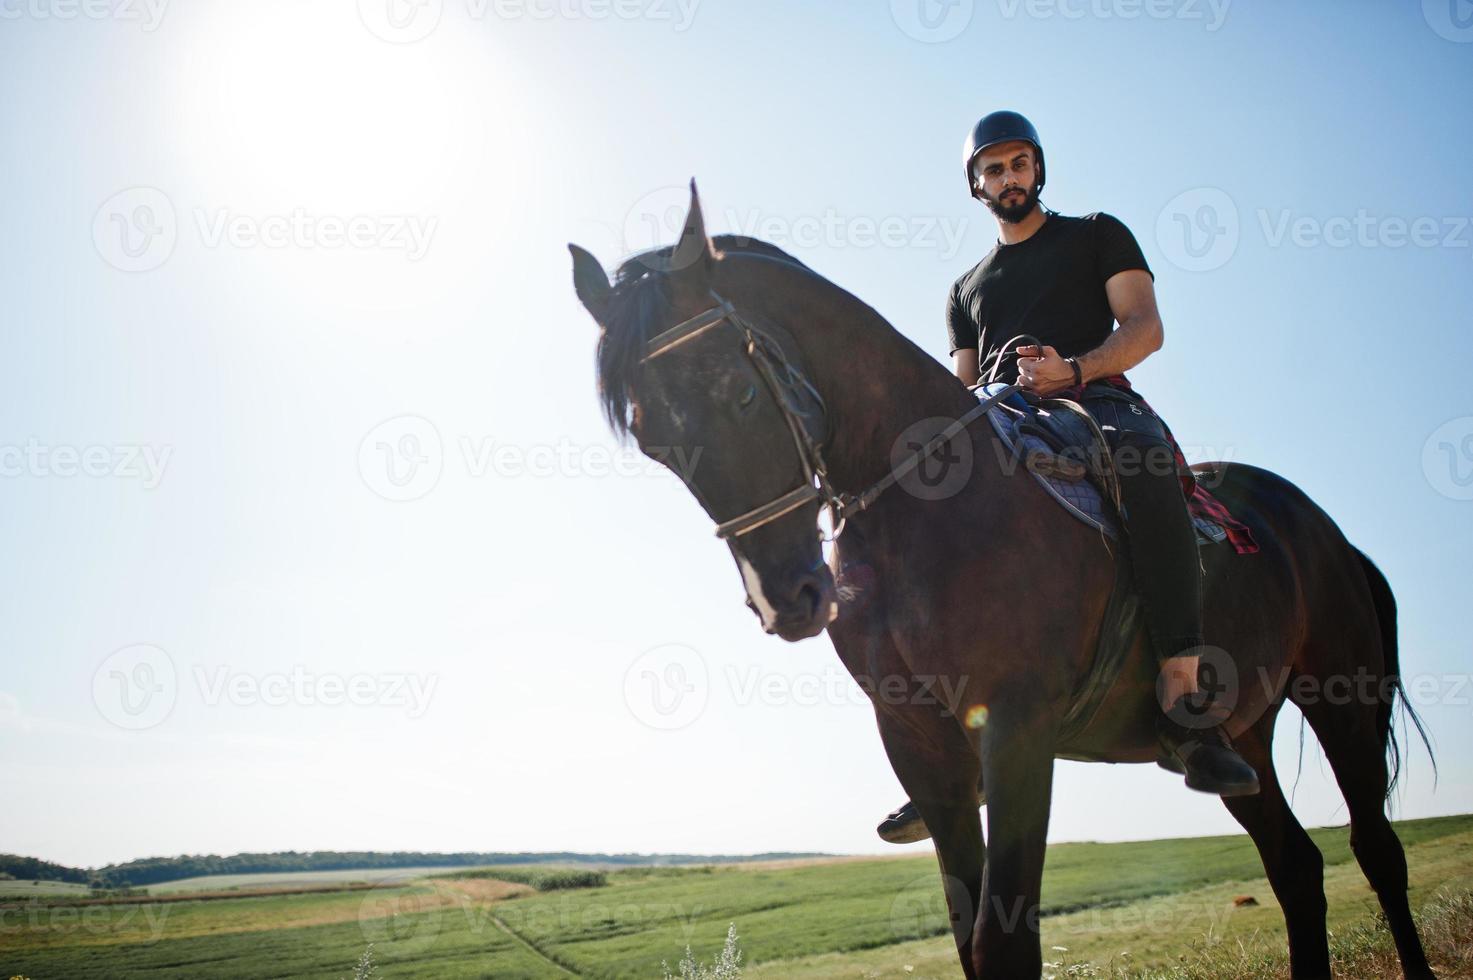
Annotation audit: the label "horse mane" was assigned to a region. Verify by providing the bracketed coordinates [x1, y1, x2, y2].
[595, 236, 810, 438]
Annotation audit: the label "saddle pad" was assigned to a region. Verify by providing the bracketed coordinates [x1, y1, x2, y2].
[982, 395, 1230, 548]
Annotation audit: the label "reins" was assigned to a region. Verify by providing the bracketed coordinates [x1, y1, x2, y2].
[639, 290, 1023, 542]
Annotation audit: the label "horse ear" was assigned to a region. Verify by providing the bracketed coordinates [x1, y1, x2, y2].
[670, 179, 717, 280]
[569, 243, 611, 321]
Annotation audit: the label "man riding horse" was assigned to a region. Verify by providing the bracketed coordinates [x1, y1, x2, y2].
[878, 110, 1260, 844]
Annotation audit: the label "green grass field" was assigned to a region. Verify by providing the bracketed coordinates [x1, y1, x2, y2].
[2, 815, 1470, 979]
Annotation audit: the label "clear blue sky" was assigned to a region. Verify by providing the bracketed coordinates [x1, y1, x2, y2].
[1, 1, 1470, 867]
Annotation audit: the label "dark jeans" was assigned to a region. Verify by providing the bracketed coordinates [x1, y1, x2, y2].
[1080, 389, 1204, 663]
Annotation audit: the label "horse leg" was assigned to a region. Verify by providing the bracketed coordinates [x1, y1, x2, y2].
[1219, 713, 1333, 979]
[1298, 692, 1436, 979]
[918, 800, 987, 980]
[875, 708, 985, 978]
[970, 697, 1055, 979]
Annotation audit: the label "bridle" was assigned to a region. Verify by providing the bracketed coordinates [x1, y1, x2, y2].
[639, 290, 1022, 542]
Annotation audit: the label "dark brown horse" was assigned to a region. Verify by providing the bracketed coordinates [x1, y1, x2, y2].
[570, 186, 1436, 979]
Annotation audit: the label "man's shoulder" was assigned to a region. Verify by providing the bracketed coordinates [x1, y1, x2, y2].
[1046, 211, 1129, 231]
[1022, 212, 1133, 243]
[1078, 211, 1136, 235]
[1054, 212, 1145, 255]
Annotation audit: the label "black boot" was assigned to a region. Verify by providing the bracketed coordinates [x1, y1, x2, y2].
[1156, 714, 1261, 797]
[876, 788, 989, 844]
[877, 801, 930, 844]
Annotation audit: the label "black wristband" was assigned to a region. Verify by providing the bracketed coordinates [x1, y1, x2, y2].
[1067, 357, 1083, 386]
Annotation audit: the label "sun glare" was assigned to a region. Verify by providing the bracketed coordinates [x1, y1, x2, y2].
[165, 3, 534, 311]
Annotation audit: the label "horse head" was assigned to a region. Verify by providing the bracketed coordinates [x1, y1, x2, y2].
[570, 182, 838, 641]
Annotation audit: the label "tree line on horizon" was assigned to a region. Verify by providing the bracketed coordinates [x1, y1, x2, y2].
[0, 849, 829, 889]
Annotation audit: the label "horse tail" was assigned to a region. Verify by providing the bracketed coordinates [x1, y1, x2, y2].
[1354, 547, 1435, 799]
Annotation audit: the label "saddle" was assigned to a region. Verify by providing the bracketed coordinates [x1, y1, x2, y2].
[974, 382, 1231, 548]
[973, 382, 1230, 753]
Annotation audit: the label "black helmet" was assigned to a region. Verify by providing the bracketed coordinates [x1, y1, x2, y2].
[963, 110, 1045, 199]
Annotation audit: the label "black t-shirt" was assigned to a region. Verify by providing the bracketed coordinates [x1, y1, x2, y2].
[946, 212, 1152, 383]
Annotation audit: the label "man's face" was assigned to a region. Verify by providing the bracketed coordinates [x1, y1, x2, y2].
[971, 140, 1040, 224]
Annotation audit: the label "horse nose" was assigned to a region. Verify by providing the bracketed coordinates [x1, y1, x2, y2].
[792, 577, 823, 619]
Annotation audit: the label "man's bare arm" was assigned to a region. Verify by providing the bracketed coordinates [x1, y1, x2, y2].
[1073, 269, 1164, 382]
[953, 348, 980, 386]
[1013, 269, 1164, 395]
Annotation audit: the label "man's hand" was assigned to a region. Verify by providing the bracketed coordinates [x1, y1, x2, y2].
[1015, 344, 1076, 397]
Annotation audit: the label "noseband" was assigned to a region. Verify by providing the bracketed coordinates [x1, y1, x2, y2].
[639, 291, 1021, 542]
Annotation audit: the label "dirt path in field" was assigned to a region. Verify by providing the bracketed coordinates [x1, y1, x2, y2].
[487, 908, 582, 977]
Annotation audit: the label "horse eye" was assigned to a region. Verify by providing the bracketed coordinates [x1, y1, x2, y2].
[737, 384, 758, 408]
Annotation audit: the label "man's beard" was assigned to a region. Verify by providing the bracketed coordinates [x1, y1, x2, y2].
[982, 184, 1040, 224]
